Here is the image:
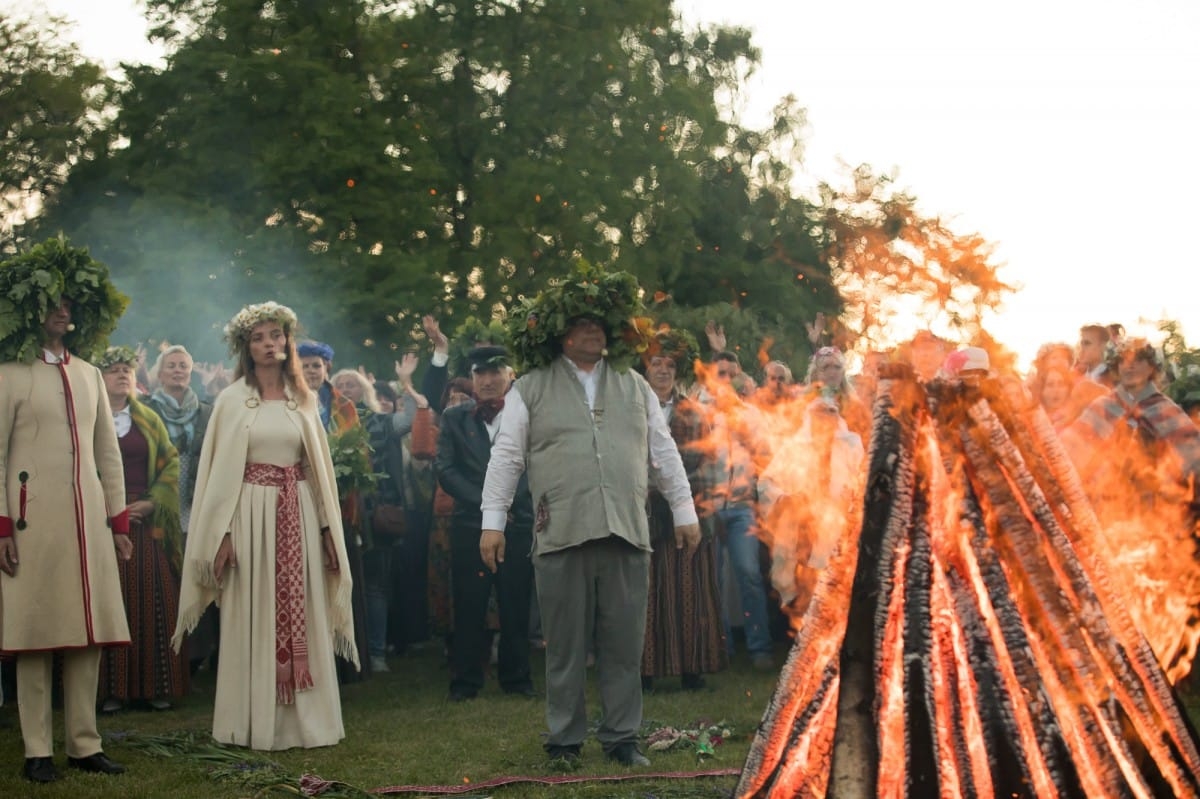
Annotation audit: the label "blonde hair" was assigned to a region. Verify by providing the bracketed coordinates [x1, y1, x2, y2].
[331, 368, 380, 413]
[148, 344, 193, 389]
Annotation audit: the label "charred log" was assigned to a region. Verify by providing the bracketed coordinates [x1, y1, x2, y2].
[735, 372, 1200, 799]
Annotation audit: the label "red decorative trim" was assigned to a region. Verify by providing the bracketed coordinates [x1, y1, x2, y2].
[54, 359, 96, 644]
[352, 768, 742, 795]
[0, 516, 12, 538]
[110, 508, 130, 535]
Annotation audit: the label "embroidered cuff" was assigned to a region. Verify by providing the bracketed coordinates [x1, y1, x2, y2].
[0, 516, 12, 538]
[110, 509, 131, 535]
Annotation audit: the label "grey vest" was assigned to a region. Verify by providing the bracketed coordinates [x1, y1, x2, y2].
[518, 358, 650, 555]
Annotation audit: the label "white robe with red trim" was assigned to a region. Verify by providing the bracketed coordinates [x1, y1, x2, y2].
[0, 354, 130, 652]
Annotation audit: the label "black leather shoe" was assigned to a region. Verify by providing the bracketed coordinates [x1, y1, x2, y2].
[606, 742, 650, 767]
[545, 744, 582, 769]
[448, 689, 477, 703]
[24, 757, 59, 783]
[67, 752, 126, 775]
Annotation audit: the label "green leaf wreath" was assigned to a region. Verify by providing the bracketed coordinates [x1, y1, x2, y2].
[0, 235, 129, 364]
[505, 259, 652, 373]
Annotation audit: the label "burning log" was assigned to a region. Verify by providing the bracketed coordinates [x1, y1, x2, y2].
[736, 369, 1200, 799]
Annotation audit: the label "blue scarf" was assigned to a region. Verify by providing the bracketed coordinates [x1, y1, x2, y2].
[149, 386, 201, 451]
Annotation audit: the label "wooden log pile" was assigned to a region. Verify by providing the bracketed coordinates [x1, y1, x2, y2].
[736, 367, 1200, 799]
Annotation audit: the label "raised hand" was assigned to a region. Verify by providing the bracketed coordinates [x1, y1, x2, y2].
[395, 351, 419, 387]
[422, 314, 449, 354]
[805, 312, 826, 348]
[704, 320, 726, 353]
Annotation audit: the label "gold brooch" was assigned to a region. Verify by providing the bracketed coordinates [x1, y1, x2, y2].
[245, 396, 260, 409]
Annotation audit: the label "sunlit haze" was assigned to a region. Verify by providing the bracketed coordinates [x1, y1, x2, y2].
[11, 0, 1200, 370]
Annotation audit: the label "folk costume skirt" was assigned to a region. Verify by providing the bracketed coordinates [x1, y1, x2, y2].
[212, 403, 344, 750]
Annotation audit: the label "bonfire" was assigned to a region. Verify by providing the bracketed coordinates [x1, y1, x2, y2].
[737, 365, 1200, 798]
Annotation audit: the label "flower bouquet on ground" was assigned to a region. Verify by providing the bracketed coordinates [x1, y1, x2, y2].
[645, 720, 733, 760]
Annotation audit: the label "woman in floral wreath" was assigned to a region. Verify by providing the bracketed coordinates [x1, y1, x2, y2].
[172, 301, 358, 750]
[96, 346, 188, 712]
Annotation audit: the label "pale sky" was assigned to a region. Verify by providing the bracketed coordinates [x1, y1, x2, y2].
[12, 0, 1200, 368]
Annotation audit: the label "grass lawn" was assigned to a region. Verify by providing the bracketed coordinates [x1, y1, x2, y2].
[0, 643, 783, 798]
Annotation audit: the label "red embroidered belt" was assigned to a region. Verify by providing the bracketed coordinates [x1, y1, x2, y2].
[243, 462, 313, 704]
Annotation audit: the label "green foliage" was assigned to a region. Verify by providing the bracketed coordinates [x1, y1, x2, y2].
[327, 423, 381, 496]
[506, 259, 649, 373]
[25, 1, 1007, 374]
[0, 235, 129, 363]
[1157, 318, 1200, 408]
[35, 0, 839, 373]
[0, 12, 112, 252]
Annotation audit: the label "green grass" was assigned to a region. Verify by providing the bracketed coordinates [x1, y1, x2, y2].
[0, 645, 782, 798]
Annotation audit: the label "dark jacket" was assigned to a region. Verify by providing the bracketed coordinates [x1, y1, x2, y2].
[435, 399, 534, 532]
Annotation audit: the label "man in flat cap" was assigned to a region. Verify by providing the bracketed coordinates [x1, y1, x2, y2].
[435, 346, 535, 701]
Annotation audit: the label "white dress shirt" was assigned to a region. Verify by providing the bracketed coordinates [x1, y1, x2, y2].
[481, 357, 698, 533]
[113, 405, 132, 438]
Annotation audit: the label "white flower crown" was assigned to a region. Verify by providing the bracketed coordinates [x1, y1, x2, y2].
[223, 301, 299, 352]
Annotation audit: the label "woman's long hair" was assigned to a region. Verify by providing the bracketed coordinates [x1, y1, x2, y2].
[331, 368, 381, 413]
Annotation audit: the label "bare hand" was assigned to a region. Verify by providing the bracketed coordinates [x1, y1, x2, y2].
[357, 364, 376, 384]
[480, 530, 505, 573]
[674, 522, 701, 556]
[113, 534, 133, 562]
[704, 320, 726, 353]
[395, 352, 419, 386]
[0, 537, 18, 577]
[805, 312, 826, 348]
[422, 315, 449, 354]
[126, 499, 155, 526]
[213, 533, 236, 582]
[321, 528, 340, 572]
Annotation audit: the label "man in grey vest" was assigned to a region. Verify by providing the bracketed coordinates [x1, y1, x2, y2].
[480, 265, 700, 768]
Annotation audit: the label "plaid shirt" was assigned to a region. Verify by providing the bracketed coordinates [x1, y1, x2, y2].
[1061, 384, 1200, 506]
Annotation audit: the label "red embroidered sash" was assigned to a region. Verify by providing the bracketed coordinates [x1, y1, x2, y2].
[243, 462, 314, 704]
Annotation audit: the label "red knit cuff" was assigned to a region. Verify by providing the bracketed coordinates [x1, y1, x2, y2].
[110, 509, 130, 535]
[0, 516, 12, 538]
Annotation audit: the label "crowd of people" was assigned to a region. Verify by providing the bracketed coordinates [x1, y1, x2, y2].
[3, 241, 1200, 781]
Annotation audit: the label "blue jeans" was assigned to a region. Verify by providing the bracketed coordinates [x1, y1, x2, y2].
[716, 504, 772, 657]
[363, 545, 393, 659]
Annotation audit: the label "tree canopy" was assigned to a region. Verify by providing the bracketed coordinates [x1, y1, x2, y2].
[24, 0, 1008, 376]
[0, 12, 110, 253]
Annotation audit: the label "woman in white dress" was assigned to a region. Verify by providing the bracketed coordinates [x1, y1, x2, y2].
[172, 301, 358, 750]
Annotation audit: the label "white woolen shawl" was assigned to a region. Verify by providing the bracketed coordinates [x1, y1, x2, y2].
[171, 377, 359, 668]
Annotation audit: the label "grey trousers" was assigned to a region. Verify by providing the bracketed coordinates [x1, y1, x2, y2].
[534, 536, 650, 751]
